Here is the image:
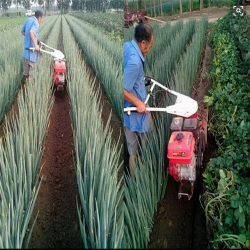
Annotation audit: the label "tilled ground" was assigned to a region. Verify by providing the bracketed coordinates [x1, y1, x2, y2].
[28, 90, 83, 249]
[148, 28, 215, 249]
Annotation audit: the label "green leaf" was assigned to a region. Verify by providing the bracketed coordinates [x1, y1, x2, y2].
[246, 240, 250, 248]
[239, 234, 246, 243]
[215, 67, 221, 74]
[239, 212, 245, 228]
[225, 216, 232, 226]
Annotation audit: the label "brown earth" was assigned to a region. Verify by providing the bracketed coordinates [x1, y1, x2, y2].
[148, 27, 215, 249]
[27, 89, 83, 249]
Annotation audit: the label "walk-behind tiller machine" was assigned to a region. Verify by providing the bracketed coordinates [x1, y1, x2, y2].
[26, 41, 66, 91]
[124, 77, 208, 200]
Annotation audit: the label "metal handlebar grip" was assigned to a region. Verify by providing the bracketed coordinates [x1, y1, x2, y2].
[25, 47, 35, 52]
[145, 76, 152, 86]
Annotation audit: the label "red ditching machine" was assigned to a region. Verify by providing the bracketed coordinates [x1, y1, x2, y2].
[124, 1, 148, 27]
[124, 77, 208, 200]
[124, 10, 148, 27]
[26, 41, 66, 91]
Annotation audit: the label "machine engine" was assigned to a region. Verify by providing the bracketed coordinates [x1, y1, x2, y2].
[53, 59, 66, 91]
[168, 131, 196, 183]
[167, 115, 200, 199]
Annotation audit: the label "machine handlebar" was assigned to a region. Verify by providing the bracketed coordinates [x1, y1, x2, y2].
[25, 47, 36, 52]
[145, 76, 152, 86]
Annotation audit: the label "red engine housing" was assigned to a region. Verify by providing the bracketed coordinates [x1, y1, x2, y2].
[53, 59, 66, 87]
[167, 112, 207, 199]
[168, 131, 195, 182]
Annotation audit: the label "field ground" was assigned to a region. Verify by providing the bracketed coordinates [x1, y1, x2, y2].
[149, 5, 250, 24]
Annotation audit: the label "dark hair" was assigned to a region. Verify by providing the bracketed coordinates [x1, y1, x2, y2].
[134, 23, 153, 44]
[35, 10, 43, 18]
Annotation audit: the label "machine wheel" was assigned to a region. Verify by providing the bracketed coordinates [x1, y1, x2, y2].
[196, 131, 205, 179]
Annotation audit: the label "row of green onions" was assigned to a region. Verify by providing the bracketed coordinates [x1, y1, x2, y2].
[65, 15, 123, 121]
[61, 16, 124, 249]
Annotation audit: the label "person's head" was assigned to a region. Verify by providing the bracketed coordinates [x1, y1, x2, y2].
[35, 10, 43, 24]
[134, 23, 154, 58]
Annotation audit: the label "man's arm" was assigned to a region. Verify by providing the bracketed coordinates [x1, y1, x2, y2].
[21, 30, 25, 36]
[29, 29, 39, 51]
[124, 89, 147, 113]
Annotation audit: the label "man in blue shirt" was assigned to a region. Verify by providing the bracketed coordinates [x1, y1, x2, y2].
[21, 10, 43, 82]
[124, 23, 154, 177]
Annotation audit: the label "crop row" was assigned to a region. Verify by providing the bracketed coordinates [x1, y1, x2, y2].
[70, 12, 123, 40]
[203, 10, 250, 249]
[149, 19, 196, 87]
[65, 15, 123, 121]
[0, 17, 60, 248]
[61, 16, 123, 248]
[0, 16, 26, 33]
[145, 21, 183, 70]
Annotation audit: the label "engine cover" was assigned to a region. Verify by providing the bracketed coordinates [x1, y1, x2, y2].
[168, 131, 196, 182]
[53, 59, 66, 86]
[54, 59, 66, 73]
[167, 131, 195, 164]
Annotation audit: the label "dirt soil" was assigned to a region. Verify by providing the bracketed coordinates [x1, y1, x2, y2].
[28, 90, 83, 249]
[151, 5, 250, 24]
[148, 27, 215, 249]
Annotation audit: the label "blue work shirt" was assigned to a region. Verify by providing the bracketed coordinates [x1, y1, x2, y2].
[124, 39, 150, 133]
[22, 16, 39, 63]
